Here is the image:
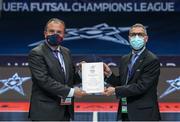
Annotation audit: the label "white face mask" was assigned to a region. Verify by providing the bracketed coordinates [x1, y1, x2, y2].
[129, 35, 145, 50]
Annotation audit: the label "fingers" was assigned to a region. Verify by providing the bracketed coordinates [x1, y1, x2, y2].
[81, 91, 88, 96]
[78, 61, 87, 71]
[80, 61, 86, 63]
[102, 87, 115, 96]
[103, 63, 112, 77]
[74, 86, 115, 97]
[79, 61, 86, 67]
[74, 87, 87, 98]
[104, 87, 107, 91]
[103, 63, 109, 70]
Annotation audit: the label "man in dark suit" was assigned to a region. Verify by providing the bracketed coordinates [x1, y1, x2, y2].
[28, 18, 86, 121]
[103, 23, 161, 121]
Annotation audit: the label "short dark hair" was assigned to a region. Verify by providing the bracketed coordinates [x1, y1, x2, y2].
[129, 23, 147, 35]
[44, 18, 66, 31]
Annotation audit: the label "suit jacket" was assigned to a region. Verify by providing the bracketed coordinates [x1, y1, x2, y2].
[28, 43, 81, 121]
[107, 49, 161, 121]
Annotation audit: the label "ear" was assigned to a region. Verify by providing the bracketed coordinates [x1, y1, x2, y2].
[61, 33, 65, 39]
[128, 36, 131, 42]
[144, 36, 148, 43]
[44, 31, 47, 39]
[61, 29, 65, 39]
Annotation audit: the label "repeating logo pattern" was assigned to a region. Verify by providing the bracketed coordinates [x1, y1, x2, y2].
[0, 73, 31, 96]
[159, 76, 180, 98]
[28, 23, 130, 47]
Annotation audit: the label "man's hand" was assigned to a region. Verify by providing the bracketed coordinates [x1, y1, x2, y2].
[103, 87, 115, 96]
[103, 63, 112, 77]
[74, 87, 87, 98]
[78, 61, 86, 72]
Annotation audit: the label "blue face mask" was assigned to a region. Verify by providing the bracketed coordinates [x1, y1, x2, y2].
[129, 35, 145, 50]
[46, 34, 63, 46]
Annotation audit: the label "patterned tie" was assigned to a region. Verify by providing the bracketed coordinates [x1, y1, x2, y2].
[53, 50, 66, 78]
[128, 53, 138, 79]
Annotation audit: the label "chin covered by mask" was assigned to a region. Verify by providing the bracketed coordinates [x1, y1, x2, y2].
[46, 34, 63, 46]
[129, 35, 145, 50]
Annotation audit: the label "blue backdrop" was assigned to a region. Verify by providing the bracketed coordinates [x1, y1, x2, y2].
[0, 0, 180, 55]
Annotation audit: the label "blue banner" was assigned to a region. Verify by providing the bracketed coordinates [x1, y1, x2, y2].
[0, 0, 180, 55]
[1, 0, 180, 12]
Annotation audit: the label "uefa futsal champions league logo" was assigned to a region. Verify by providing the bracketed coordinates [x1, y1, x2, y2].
[28, 23, 130, 47]
[159, 76, 180, 98]
[0, 73, 31, 96]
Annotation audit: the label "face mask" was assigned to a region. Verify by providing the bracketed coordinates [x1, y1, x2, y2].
[46, 34, 63, 46]
[129, 35, 145, 50]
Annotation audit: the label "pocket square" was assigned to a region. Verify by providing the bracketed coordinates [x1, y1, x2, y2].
[139, 60, 143, 63]
[136, 69, 140, 72]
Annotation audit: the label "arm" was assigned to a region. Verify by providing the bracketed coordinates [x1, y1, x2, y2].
[72, 64, 82, 85]
[68, 50, 82, 85]
[28, 50, 71, 98]
[66, 64, 82, 98]
[104, 62, 122, 87]
[64, 49, 86, 97]
[106, 73, 121, 87]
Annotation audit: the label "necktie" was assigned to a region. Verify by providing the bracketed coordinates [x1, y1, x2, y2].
[128, 54, 138, 79]
[53, 50, 66, 79]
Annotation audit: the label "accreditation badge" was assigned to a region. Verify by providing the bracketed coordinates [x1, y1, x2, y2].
[60, 97, 72, 105]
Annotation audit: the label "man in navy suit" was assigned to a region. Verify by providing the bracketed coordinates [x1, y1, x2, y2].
[28, 18, 86, 121]
[103, 23, 161, 121]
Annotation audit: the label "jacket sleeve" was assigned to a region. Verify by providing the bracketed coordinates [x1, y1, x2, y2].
[72, 65, 82, 85]
[105, 57, 123, 87]
[105, 73, 121, 87]
[67, 50, 81, 85]
[115, 59, 160, 98]
[28, 50, 71, 98]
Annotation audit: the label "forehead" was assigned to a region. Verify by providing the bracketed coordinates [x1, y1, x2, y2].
[130, 27, 145, 33]
[47, 21, 65, 30]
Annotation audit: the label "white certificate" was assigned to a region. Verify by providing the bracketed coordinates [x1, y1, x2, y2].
[82, 62, 104, 93]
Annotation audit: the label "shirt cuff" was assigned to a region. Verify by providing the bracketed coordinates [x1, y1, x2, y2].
[67, 88, 75, 97]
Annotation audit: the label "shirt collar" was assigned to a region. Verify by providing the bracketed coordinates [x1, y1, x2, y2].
[132, 46, 146, 56]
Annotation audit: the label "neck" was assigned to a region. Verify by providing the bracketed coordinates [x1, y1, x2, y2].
[132, 46, 146, 54]
[51, 45, 59, 49]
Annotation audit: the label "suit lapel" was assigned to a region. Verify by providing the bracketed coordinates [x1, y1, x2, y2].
[122, 53, 131, 85]
[43, 43, 66, 80]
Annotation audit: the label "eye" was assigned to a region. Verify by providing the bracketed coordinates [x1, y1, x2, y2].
[130, 33, 146, 37]
[56, 31, 61, 34]
[47, 30, 62, 34]
[48, 29, 55, 33]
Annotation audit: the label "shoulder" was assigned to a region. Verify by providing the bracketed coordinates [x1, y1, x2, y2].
[146, 49, 159, 61]
[60, 46, 71, 54]
[61, 46, 70, 52]
[121, 53, 130, 61]
[28, 43, 45, 56]
[143, 50, 160, 68]
[121, 54, 129, 59]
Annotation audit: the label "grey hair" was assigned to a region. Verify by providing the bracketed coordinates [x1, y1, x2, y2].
[129, 23, 147, 35]
[44, 18, 66, 31]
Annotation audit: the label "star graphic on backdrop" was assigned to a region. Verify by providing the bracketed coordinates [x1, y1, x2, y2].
[0, 73, 31, 96]
[28, 23, 132, 47]
[159, 76, 180, 98]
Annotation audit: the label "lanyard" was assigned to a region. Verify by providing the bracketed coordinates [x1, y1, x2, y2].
[56, 52, 66, 76]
